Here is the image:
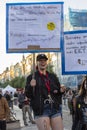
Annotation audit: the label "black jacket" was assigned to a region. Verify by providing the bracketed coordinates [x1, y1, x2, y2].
[72, 96, 87, 130]
[25, 71, 62, 115]
[76, 96, 87, 122]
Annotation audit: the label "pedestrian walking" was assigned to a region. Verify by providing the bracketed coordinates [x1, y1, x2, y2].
[25, 54, 66, 130]
[0, 89, 10, 130]
[18, 90, 35, 126]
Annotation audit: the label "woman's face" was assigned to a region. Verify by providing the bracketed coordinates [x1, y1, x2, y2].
[37, 59, 47, 71]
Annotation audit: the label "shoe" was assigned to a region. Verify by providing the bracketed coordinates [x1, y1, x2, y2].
[31, 121, 36, 124]
[24, 123, 28, 126]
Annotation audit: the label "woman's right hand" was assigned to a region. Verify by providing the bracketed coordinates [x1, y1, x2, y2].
[30, 79, 36, 87]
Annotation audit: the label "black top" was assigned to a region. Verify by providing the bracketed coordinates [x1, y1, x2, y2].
[25, 71, 62, 115]
[75, 96, 87, 124]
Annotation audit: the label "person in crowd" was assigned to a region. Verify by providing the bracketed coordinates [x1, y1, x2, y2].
[25, 54, 66, 130]
[10, 92, 14, 110]
[57, 84, 66, 118]
[66, 88, 78, 124]
[14, 91, 18, 105]
[0, 89, 10, 130]
[72, 76, 87, 130]
[18, 90, 35, 126]
[4, 91, 11, 108]
[66, 89, 74, 115]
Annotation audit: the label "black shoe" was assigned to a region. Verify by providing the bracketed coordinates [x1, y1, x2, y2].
[24, 123, 28, 126]
[31, 121, 36, 124]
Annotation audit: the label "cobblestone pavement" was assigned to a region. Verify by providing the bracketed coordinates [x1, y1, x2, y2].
[12, 104, 72, 130]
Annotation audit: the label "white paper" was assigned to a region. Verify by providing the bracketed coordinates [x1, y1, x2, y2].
[6, 2, 63, 52]
[63, 31, 87, 74]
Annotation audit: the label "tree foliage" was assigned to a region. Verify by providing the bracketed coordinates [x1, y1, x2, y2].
[0, 63, 57, 89]
[0, 76, 26, 89]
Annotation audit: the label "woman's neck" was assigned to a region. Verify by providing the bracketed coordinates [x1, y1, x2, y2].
[39, 69, 46, 75]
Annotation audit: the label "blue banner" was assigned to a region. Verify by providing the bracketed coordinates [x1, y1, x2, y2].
[69, 8, 87, 27]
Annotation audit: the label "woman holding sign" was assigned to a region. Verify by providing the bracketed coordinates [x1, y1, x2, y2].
[25, 54, 66, 130]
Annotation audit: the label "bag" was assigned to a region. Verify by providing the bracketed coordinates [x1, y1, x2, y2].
[18, 103, 22, 109]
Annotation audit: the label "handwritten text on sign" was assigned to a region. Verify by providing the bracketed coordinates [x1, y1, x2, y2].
[7, 3, 63, 52]
[64, 31, 87, 73]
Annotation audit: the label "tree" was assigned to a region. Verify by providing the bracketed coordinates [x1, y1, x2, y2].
[1, 63, 57, 89]
[47, 63, 54, 73]
[1, 76, 26, 89]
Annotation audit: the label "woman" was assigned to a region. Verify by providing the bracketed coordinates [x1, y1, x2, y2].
[72, 77, 87, 130]
[25, 54, 66, 130]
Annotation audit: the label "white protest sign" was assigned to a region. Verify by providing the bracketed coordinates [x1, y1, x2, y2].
[62, 30, 87, 75]
[6, 2, 63, 53]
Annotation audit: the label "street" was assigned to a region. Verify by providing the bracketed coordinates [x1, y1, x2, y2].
[12, 102, 72, 130]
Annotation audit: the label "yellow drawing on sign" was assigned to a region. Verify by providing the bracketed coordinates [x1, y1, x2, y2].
[47, 22, 56, 31]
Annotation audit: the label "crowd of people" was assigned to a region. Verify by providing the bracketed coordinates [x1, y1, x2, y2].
[0, 88, 35, 130]
[0, 54, 87, 130]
